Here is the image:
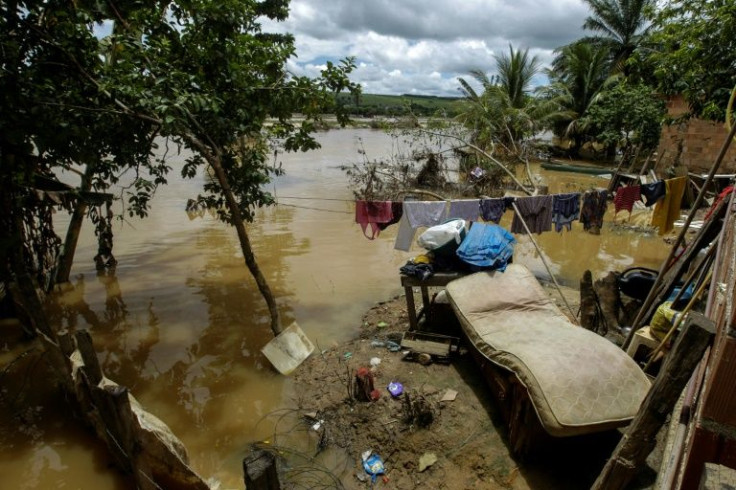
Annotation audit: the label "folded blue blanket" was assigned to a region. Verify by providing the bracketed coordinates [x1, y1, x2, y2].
[456, 223, 515, 271]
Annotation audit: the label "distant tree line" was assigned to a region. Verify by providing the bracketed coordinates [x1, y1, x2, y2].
[336, 93, 463, 118]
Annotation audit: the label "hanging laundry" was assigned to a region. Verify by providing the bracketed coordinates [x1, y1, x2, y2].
[510, 195, 554, 234]
[613, 185, 641, 215]
[447, 199, 480, 222]
[651, 177, 687, 235]
[394, 212, 415, 251]
[456, 223, 515, 271]
[404, 200, 448, 228]
[394, 200, 448, 251]
[479, 198, 506, 223]
[640, 180, 666, 207]
[580, 190, 608, 231]
[355, 200, 394, 240]
[377, 201, 403, 231]
[552, 193, 581, 232]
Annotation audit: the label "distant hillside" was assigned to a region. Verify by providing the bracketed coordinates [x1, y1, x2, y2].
[337, 93, 464, 117]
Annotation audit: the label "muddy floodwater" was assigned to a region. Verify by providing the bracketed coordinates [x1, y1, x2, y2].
[0, 128, 670, 488]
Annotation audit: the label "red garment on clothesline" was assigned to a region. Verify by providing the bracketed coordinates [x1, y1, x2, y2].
[355, 200, 394, 239]
[613, 185, 641, 214]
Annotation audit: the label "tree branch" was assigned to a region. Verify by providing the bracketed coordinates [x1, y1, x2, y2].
[415, 128, 535, 195]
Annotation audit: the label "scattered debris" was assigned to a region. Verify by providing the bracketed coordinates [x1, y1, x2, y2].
[402, 390, 435, 427]
[418, 452, 438, 472]
[440, 389, 458, 402]
[386, 340, 401, 352]
[387, 381, 404, 397]
[401, 331, 459, 363]
[362, 451, 386, 483]
[353, 366, 375, 402]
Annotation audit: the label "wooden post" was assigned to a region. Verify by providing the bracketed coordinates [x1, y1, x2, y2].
[591, 312, 715, 490]
[624, 197, 725, 350]
[594, 272, 621, 332]
[75, 330, 103, 386]
[54, 165, 93, 285]
[57, 329, 75, 357]
[243, 448, 281, 490]
[580, 270, 598, 331]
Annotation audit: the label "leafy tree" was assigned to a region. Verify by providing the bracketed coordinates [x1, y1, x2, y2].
[648, 0, 736, 121]
[581, 82, 665, 157]
[457, 45, 547, 152]
[495, 45, 543, 111]
[0, 1, 359, 337]
[544, 41, 612, 155]
[581, 0, 655, 74]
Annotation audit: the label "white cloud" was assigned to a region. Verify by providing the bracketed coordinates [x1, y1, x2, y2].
[262, 0, 591, 95]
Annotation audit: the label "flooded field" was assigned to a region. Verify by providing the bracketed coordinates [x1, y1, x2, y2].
[0, 128, 670, 488]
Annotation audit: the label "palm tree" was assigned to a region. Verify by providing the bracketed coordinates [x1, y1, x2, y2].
[543, 41, 612, 155]
[457, 45, 543, 151]
[581, 0, 653, 73]
[456, 70, 500, 152]
[495, 45, 542, 109]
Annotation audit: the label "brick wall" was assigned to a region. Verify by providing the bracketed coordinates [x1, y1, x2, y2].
[656, 95, 736, 173]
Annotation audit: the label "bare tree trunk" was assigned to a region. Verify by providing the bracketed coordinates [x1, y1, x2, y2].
[8, 202, 55, 339]
[206, 154, 282, 336]
[55, 166, 93, 285]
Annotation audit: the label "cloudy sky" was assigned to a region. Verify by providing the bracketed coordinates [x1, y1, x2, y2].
[261, 0, 592, 97]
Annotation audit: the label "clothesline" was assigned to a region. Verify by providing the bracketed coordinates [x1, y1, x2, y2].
[355, 190, 609, 247]
[276, 195, 355, 202]
[277, 203, 352, 214]
[612, 176, 688, 236]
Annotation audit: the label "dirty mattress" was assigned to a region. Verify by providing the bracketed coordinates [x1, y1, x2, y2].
[446, 264, 651, 437]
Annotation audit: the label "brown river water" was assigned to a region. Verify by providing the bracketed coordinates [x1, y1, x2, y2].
[0, 128, 669, 489]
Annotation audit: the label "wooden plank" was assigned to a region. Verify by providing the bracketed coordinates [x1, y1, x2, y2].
[702, 337, 736, 426]
[401, 271, 466, 288]
[681, 426, 722, 489]
[401, 337, 451, 357]
[405, 286, 418, 331]
[591, 312, 715, 490]
[631, 200, 725, 335]
[699, 463, 736, 490]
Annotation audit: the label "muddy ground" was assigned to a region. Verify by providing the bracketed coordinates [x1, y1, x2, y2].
[282, 283, 664, 489]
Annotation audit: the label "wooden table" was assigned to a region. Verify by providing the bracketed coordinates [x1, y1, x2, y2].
[401, 271, 467, 330]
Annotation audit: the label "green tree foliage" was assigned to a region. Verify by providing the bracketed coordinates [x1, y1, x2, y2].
[582, 82, 665, 156]
[544, 41, 612, 155]
[648, 0, 736, 121]
[581, 0, 654, 73]
[1, 0, 359, 335]
[457, 45, 547, 152]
